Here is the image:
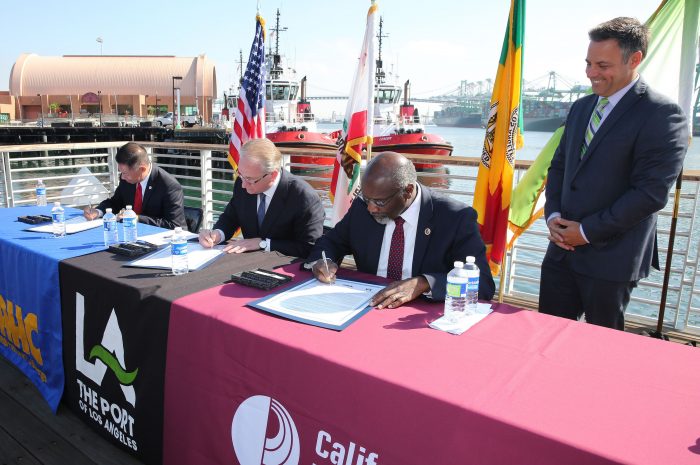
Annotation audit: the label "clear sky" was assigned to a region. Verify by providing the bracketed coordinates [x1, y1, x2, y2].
[2, 0, 662, 100]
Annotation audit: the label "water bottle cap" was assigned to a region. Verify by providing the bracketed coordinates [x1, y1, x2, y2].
[105, 208, 112, 213]
[53, 201, 60, 207]
[466, 256, 475, 263]
[174, 227, 182, 233]
[126, 205, 133, 210]
[453, 261, 464, 268]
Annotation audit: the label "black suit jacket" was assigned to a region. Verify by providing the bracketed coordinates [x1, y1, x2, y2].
[308, 185, 495, 301]
[97, 164, 186, 229]
[545, 78, 688, 282]
[214, 169, 325, 258]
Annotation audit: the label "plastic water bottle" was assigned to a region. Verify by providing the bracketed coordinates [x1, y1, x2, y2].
[102, 208, 118, 246]
[464, 256, 480, 315]
[36, 179, 47, 206]
[444, 261, 468, 321]
[122, 205, 138, 242]
[51, 202, 65, 238]
[171, 227, 189, 275]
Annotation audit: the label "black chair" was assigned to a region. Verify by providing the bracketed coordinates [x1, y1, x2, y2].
[183, 206, 203, 234]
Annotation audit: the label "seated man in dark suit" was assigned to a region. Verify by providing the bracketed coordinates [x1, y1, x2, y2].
[198, 138, 325, 258]
[83, 142, 186, 229]
[308, 151, 495, 309]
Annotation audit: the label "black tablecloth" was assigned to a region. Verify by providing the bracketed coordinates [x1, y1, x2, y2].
[59, 250, 296, 464]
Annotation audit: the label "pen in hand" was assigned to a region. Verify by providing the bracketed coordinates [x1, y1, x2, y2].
[321, 250, 334, 285]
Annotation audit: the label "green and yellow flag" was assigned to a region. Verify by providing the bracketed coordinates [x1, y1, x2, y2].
[473, 0, 525, 276]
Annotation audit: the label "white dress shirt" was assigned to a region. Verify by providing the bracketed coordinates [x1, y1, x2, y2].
[376, 185, 422, 280]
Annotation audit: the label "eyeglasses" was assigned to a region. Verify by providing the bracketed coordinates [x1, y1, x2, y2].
[236, 171, 270, 185]
[359, 188, 402, 208]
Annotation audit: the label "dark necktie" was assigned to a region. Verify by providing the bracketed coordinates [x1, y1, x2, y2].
[257, 193, 266, 228]
[387, 216, 405, 281]
[133, 183, 143, 214]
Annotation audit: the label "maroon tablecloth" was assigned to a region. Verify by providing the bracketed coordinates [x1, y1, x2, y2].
[162, 265, 700, 465]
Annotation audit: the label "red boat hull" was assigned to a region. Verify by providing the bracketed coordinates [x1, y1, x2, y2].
[373, 132, 453, 169]
[266, 131, 337, 171]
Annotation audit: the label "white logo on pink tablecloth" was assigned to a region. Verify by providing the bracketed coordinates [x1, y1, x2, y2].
[231, 395, 300, 465]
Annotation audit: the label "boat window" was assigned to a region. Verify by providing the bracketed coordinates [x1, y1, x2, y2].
[268, 85, 290, 101]
[290, 85, 298, 101]
[375, 88, 401, 104]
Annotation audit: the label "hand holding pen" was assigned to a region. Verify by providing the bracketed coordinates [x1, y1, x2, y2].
[312, 251, 337, 284]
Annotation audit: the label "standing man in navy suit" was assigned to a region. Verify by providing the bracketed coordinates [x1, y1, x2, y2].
[198, 138, 325, 258]
[83, 142, 186, 229]
[540, 17, 689, 330]
[308, 151, 495, 309]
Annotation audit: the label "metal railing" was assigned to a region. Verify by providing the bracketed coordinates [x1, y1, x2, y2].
[2, 140, 699, 340]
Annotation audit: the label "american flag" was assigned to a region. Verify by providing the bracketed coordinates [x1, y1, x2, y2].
[228, 14, 266, 171]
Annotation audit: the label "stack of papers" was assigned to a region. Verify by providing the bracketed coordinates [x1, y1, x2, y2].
[139, 230, 198, 246]
[125, 243, 224, 271]
[429, 303, 493, 335]
[27, 217, 103, 234]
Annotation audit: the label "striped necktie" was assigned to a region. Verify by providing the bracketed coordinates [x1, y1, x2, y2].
[581, 97, 609, 158]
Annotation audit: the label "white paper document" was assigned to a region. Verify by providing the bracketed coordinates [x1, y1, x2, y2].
[139, 230, 198, 246]
[27, 216, 103, 234]
[429, 303, 493, 335]
[125, 243, 224, 271]
[249, 278, 384, 330]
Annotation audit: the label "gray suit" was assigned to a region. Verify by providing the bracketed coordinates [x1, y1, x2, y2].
[540, 78, 688, 328]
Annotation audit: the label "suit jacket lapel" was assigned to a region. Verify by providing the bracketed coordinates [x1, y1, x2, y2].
[412, 184, 433, 277]
[141, 165, 158, 209]
[260, 170, 288, 236]
[244, 187, 259, 235]
[366, 216, 385, 275]
[572, 95, 598, 169]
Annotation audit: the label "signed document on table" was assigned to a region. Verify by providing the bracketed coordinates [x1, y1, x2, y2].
[248, 278, 384, 330]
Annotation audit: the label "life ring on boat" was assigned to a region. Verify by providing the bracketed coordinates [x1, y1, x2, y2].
[298, 133, 305, 140]
[421, 135, 428, 141]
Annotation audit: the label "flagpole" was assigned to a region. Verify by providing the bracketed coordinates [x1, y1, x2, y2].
[652, 170, 683, 338]
[497, 252, 507, 303]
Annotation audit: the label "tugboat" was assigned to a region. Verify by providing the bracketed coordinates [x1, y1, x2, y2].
[262, 10, 337, 169]
[370, 18, 453, 170]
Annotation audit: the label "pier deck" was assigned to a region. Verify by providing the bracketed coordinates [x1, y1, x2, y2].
[0, 357, 144, 465]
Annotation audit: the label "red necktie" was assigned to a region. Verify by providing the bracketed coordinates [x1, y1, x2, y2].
[387, 216, 405, 280]
[133, 183, 143, 214]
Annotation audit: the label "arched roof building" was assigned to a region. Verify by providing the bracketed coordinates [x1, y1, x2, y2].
[8, 53, 217, 122]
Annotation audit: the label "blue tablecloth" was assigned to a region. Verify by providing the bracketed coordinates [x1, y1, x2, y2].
[0, 206, 163, 411]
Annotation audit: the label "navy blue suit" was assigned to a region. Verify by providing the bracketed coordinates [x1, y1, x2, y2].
[541, 78, 688, 328]
[214, 169, 325, 259]
[308, 185, 495, 301]
[97, 164, 186, 230]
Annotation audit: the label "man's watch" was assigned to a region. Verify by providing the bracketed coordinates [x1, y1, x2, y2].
[259, 239, 268, 250]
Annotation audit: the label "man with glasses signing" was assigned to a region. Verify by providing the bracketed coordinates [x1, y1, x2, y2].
[198, 138, 325, 258]
[307, 152, 494, 309]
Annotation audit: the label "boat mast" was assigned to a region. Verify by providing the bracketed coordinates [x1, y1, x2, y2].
[375, 17, 388, 85]
[238, 49, 244, 84]
[269, 9, 287, 80]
